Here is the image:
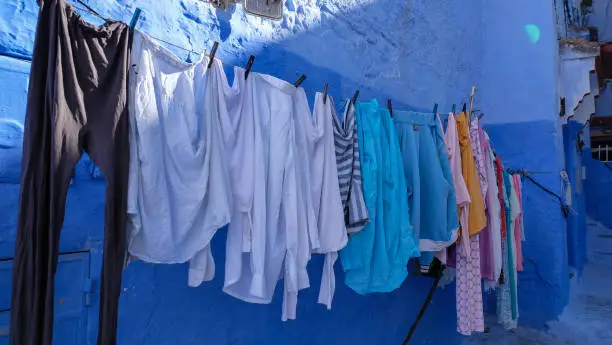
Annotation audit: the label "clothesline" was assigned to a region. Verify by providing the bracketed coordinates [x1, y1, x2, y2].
[10, 1, 558, 344]
[510, 169, 571, 218]
[71, 1, 473, 108]
[72, 0, 359, 102]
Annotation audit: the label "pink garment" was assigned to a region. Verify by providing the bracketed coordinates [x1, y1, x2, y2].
[456, 234, 485, 335]
[444, 113, 471, 255]
[512, 174, 524, 271]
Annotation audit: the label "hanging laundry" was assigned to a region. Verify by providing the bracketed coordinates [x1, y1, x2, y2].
[126, 32, 232, 287]
[495, 157, 508, 239]
[394, 109, 459, 265]
[294, 92, 348, 311]
[332, 99, 370, 234]
[498, 171, 519, 329]
[10, 0, 131, 344]
[482, 132, 503, 290]
[453, 112, 485, 336]
[456, 112, 487, 237]
[278, 80, 320, 321]
[517, 177, 526, 243]
[443, 113, 471, 259]
[469, 118, 488, 199]
[220, 70, 312, 321]
[468, 117, 493, 286]
[512, 174, 524, 272]
[340, 99, 420, 294]
[472, 121, 502, 284]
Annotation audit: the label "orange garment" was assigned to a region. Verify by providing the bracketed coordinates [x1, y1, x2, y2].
[456, 113, 487, 237]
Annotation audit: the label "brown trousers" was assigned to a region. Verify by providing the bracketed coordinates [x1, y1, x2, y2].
[10, 0, 130, 344]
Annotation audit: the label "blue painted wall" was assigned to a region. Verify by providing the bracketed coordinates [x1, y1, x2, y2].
[0, 1, 481, 344]
[563, 120, 588, 273]
[585, 155, 612, 230]
[480, 0, 571, 328]
[0, 0, 579, 343]
[484, 120, 569, 327]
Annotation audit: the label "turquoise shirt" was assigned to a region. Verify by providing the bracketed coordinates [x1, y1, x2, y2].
[340, 99, 420, 294]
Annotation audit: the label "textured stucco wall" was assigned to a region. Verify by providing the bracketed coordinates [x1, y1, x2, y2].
[0, 1, 482, 344]
[564, 120, 588, 273]
[479, 0, 572, 328]
[0, 0, 578, 343]
[585, 156, 612, 230]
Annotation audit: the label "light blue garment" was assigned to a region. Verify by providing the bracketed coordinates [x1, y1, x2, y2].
[497, 171, 518, 329]
[503, 172, 518, 319]
[394, 110, 459, 265]
[340, 99, 420, 294]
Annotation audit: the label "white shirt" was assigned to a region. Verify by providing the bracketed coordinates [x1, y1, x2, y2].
[220, 71, 311, 321]
[126, 32, 231, 276]
[293, 92, 348, 311]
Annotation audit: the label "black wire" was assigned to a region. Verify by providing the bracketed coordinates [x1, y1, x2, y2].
[513, 170, 570, 218]
[74, 0, 108, 21]
[402, 275, 441, 345]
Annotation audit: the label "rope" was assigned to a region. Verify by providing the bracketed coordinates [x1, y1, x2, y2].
[401, 259, 445, 344]
[401, 274, 441, 344]
[511, 169, 570, 218]
[69, 1, 353, 102]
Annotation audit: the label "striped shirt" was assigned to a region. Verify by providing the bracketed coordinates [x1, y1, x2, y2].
[331, 100, 369, 233]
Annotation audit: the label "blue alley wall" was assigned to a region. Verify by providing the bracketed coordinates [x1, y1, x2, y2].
[0, 0, 575, 344]
[480, 0, 571, 327]
[564, 120, 588, 274]
[585, 154, 612, 230]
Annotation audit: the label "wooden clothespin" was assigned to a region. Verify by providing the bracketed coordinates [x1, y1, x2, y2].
[207, 41, 219, 69]
[323, 83, 329, 104]
[129, 8, 142, 32]
[293, 74, 306, 88]
[245, 55, 255, 80]
[352, 90, 360, 104]
[468, 86, 476, 121]
[462, 103, 467, 113]
[452, 104, 456, 113]
[387, 99, 393, 117]
[433, 103, 438, 115]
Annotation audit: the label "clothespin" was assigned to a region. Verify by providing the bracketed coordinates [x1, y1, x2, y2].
[433, 103, 438, 115]
[129, 8, 142, 32]
[207, 41, 219, 69]
[323, 83, 329, 104]
[468, 86, 476, 121]
[452, 104, 456, 113]
[245, 55, 255, 80]
[293, 74, 306, 88]
[462, 103, 467, 113]
[352, 90, 360, 104]
[387, 99, 393, 117]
